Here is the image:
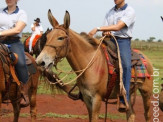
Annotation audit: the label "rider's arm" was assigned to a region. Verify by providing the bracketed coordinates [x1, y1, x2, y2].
[0, 21, 26, 36]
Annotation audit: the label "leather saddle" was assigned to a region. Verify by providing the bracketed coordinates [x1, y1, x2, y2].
[0, 43, 36, 83]
[103, 37, 142, 68]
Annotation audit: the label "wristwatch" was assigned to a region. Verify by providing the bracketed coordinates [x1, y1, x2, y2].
[97, 27, 101, 31]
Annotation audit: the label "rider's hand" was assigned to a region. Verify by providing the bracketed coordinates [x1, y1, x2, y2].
[102, 31, 111, 37]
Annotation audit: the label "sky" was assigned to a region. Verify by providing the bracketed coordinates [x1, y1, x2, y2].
[1, 0, 163, 41]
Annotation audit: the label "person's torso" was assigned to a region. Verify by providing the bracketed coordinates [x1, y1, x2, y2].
[32, 24, 43, 35]
[104, 4, 135, 38]
[0, 7, 27, 38]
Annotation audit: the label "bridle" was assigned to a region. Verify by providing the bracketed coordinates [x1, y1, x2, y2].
[45, 26, 70, 64]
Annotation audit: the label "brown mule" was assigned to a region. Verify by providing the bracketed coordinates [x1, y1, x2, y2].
[0, 44, 40, 122]
[36, 10, 153, 122]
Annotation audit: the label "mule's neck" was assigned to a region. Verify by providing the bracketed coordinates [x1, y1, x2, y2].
[66, 30, 97, 71]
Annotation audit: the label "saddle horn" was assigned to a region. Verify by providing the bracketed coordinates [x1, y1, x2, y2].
[48, 9, 59, 28]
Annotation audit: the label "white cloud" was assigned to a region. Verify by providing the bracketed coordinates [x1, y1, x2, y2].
[128, 0, 163, 7]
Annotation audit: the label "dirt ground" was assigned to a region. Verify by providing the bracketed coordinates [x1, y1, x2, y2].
[1, 94, 163, 122]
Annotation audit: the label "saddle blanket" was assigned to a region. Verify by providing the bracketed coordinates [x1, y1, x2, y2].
[131, 49, 151, 79]
[103, 46, 150, 79]
[25, 35, 41, 48]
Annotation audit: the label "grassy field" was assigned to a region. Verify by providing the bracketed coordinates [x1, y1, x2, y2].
[36, 41, 163, 95]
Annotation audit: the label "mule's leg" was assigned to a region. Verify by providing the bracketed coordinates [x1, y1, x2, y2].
[11, 102, 21, 122]
[139, 88, 151, 122]
[29, 87, 37, 122]
[91, 95, 102, 122]
[82, 93, 102, 122]
[83, 96, 92, 122]
[126, 83, 139, 122]
[138, 78, 152, 122]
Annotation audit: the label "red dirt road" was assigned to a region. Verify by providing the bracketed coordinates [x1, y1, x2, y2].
[1, 94, 163, 122]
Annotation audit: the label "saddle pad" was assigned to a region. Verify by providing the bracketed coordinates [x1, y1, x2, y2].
[25, 54, 37, 74]
[25, 35, 41, 48]
[102, 45, 117, 99]
[131, 50, 150, 79]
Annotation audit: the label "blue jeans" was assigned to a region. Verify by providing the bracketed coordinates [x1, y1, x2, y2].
[111, 38, 131, 103]
[4, 41, 29, 84]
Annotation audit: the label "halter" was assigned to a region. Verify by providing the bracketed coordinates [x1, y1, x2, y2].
[45, 26, 70, 64]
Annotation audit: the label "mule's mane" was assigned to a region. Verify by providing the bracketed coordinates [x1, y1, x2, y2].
[79, 32, 99, 46]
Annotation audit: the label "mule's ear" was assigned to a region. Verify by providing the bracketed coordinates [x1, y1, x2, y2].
[48, 9, 59, 28]
[63, 10, 70, 29]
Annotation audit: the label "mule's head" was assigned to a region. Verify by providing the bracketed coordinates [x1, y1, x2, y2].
[36, 9, 70, 69]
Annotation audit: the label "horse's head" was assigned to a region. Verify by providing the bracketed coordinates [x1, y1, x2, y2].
[36, 9, 70, 69]
[39, 28, 52, 50]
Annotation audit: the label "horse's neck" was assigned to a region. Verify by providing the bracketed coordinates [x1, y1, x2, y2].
[66, 31, 96, 71]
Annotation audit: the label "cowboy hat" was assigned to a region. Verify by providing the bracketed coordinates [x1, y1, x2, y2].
[34, 18, 41, 23]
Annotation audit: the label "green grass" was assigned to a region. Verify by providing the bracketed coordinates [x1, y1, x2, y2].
[142, 50, 163, 85]
[2, 112, 125, 120]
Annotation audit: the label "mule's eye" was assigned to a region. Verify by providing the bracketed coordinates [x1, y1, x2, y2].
[58, 37, 65, 40]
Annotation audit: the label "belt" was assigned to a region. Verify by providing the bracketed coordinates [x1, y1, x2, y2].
[5, 36, 20, 41]
[114, 36, 132, 40]
[0, 36, 20, 44]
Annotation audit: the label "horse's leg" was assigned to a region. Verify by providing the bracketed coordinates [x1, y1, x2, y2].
[29, 86, 37, 122]
[11, 102, 21, 122]
[0, 93, 2, 122]
[9, 82, 21, 122]
[29, 73, 39, 122]
[82, 92, 101, 122]
[138, 81, 152, 122]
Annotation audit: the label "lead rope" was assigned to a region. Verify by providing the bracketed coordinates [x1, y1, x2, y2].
[110, 34, 129, 111]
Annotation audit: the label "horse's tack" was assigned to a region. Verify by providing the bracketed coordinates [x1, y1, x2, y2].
[0, 44, 20, 86]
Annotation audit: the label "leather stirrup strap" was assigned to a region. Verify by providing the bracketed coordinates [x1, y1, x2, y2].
[11, 53, 18, 65]
[9, 63, 20, 86]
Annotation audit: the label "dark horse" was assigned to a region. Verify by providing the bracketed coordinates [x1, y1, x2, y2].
[0, 44, 40, 122]
[24, 29, 51, 58]
[36, 10, 153, 122]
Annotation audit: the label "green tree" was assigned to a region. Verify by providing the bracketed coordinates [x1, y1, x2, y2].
[134, 38, 139, 41]
[158, 39, 162, 42]
[147, 37, 155, 42]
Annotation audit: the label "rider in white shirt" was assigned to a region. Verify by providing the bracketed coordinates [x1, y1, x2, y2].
[29, 18, 43, 53]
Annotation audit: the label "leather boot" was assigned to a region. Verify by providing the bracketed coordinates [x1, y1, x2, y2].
[118, 102, 126, 112]
[20, 83, 29, 107]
